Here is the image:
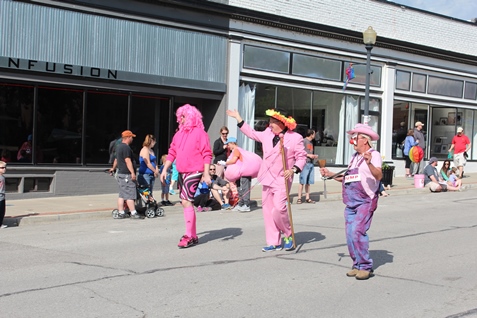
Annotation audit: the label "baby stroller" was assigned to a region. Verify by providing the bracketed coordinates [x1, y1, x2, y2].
[112, 183, 165, 219]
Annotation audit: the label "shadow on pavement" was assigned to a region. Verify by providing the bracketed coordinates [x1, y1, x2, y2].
[370, 249, 394, 269]
[198, 227, 243, 244]
[295, 231, 326, 245]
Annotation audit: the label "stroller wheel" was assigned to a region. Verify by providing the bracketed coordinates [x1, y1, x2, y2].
[155, 207, 165, 217]
[112, 209, 119, 219]
[145, 208, 156, 218]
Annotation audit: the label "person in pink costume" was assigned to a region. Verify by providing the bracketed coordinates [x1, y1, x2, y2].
[227, 108, 307, 252]
[160, 104, 212, 248]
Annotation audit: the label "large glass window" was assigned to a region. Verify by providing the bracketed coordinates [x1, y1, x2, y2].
[428, 76, 464, 98]
[292, 54, 341, 81]
[37, 87, 83, 164]
[86, 90, 128, 164]
[130, 95, 170, 158]
[0, 82, 34, 164]
[243, 45, 290, 74]
[253, 84, 374, 165]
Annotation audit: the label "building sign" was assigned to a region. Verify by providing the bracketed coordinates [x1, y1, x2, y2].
[0, 56, 226, 93]
[0, 56, 118, 80]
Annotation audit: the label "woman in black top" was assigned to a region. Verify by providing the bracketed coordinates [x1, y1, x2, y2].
[213, 126, 229, 177]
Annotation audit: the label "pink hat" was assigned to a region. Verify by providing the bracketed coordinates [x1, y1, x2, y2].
[347, 123, 380, 141]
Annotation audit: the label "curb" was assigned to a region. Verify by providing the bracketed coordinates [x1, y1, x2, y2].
[3, 184, 475, 227]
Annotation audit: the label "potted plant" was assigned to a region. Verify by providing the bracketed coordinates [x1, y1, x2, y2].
[381, 160, 395, 186]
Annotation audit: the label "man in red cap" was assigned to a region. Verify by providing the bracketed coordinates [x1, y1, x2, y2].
[448, 127, 471, 179]
[109, 130, 143, 219]
[320, 123, 382, 280]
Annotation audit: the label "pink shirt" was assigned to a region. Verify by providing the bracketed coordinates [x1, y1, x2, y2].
[347, 150, 382, 199]
[167, 127, 212, 173]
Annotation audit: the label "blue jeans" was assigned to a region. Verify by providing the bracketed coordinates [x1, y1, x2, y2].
[138, 173, 155, 193]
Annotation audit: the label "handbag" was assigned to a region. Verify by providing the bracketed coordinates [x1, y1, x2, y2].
[447, 151, 453, 160]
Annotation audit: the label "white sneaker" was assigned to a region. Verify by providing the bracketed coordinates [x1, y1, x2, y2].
[232, 205, 242, 211]
[0, 224, 7, 229]
[238, 205, 251, 212]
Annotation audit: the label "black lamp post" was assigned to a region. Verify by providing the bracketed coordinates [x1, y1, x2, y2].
[362, 26, 377, 125]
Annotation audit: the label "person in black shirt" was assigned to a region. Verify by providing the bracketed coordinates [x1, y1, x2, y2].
[109, 130, 143, 219]
[212, 126, 229, 177]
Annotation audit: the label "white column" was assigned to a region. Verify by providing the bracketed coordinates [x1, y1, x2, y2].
[381, 63, 396, 163]
[225, 36, 242, 137]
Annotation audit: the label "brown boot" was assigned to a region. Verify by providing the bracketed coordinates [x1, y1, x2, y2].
[355, 270, 371, 280]
[346, 268, 359, 277]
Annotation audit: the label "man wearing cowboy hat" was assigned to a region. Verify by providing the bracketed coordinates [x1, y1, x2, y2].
[320, 123, 382, 280]
[227, 108, 307, 252]
[412, 121, 425, 175]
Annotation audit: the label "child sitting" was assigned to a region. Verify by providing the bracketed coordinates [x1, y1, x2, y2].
[448, 167, 463, 189]
[159, 154, 174, 206]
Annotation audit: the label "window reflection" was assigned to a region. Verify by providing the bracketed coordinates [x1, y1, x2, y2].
[37, 87, 83, 164]
[86, 91, 128, 164]
[0, 83, 34, 163]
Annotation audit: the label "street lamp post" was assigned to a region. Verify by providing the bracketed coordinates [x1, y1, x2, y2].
[362, 26, 377, 126]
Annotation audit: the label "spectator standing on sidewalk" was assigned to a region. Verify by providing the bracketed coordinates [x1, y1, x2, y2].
[412, 121, 426, 175]
[137, 134, 159, 194]
[227, 108, 307, 252]
[297, 129, 318, 204]
[160, 104, 212, 249]
[213, 126, 229, 178]
[109, 130, 143, 219]
[320, 123, 382, 280]
[448, 127, 471, 179]
[0, 161, 7, 228]
[403, 129, 418, 178]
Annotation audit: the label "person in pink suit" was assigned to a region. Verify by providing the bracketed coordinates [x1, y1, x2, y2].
[160, 104, 212, 248]
[227, 108, 307, 252]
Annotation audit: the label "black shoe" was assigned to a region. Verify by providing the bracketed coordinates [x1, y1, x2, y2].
[130, 213, 145, 219]
[165, 200, 174, 206]
[161, 201, 167, 206]
[117, 213, 130, 219]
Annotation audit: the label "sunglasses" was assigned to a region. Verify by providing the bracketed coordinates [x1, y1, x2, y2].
[0, 167, 6, 169]
[209, 169, 216, 171]
[221, 133, 228, 135]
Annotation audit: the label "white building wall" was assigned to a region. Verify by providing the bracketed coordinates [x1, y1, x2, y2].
[226, 0, 477, 57]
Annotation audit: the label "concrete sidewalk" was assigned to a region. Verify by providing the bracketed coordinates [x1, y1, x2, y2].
[3, 172, 476, 227]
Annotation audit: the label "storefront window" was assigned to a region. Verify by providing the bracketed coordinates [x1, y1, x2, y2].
[412, 73, 427, 93]
[243, 45, 290, 74]
[428, 76, 463, 98]
[37, 87, 83, 164]
[292, 54, 341, 81]
[345, 62, 381, 86]
[253, 84, 368, 165]
[130, 94, 170, 158]
[396, 70, 411, 91]
[464, 82, 477, 100]
[0, 82, 34, 164]
[86, 90, 128, 164]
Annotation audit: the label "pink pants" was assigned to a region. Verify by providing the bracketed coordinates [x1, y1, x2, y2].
[261, 185, 292, 246]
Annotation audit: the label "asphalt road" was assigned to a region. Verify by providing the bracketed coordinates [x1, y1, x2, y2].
[1, 190, 477, 318]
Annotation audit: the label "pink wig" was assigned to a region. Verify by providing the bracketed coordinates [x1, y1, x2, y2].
[176, 104, 205, 131]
